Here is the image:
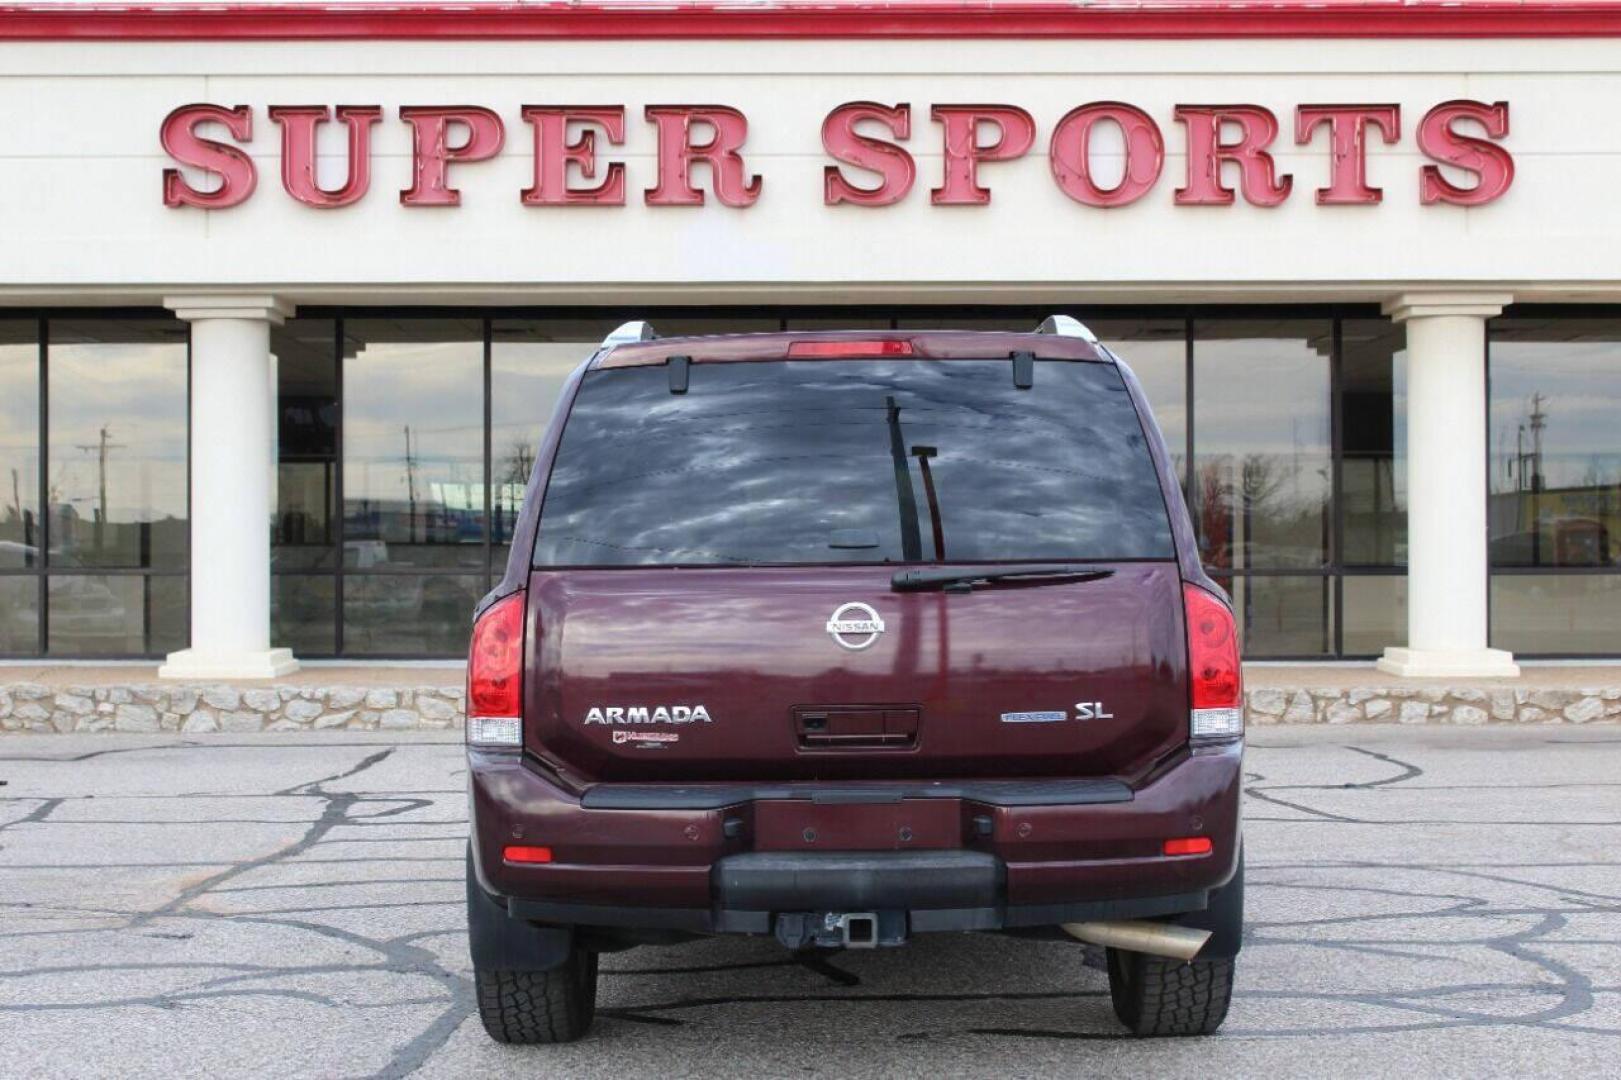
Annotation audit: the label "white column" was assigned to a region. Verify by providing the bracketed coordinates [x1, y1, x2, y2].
[1377, 292, 1519, 679]
[159, 295, 299, 679]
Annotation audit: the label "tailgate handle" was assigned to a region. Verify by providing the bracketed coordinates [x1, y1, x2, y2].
[795, 706, 919, 751]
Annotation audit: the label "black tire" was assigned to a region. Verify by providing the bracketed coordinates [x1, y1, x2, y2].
[1106, 947, 1234, 1036]
[474, 949, 599, 1044]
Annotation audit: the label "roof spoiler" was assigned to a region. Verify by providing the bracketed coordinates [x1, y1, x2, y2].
[1035, 314, 1099, 343]
[601, 320, 657, 348]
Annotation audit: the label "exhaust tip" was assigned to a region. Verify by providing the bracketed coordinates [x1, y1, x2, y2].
[1061, 920, 1212, 962]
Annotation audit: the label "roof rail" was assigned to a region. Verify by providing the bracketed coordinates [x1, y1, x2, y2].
[602, 320, 657, 348]
[1036, 314, 1099, 343]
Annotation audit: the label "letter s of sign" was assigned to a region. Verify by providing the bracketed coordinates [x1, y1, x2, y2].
[823, 102, 915, 206]
[268, 105, 383, 209]
[1417, 100, 1513, 206]
[161, 104, 256, 209]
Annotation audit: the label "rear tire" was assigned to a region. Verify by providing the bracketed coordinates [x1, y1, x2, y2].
[1106, 947, 1234, 1036]
[474, 949, 599, 1044]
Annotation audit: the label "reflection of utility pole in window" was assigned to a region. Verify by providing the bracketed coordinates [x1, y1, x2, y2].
[403, 424, 419, 546]
[75, 425, 125, 553]
[1511, 393, 1549, 564]
[499, 440, 536, 541]
[1528, 392, 1547, 493]
[1528, 392, 1547, 566]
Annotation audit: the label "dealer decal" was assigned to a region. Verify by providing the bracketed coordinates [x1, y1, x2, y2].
[613, 730, 680, 746]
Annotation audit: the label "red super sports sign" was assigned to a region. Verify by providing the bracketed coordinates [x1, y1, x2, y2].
[161, 100, 1513, 211]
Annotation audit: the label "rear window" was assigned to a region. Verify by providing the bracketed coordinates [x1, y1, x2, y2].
[533, 358, 1175, 567]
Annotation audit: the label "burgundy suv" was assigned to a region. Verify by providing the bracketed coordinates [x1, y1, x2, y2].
[465, 317, 1244, 1043]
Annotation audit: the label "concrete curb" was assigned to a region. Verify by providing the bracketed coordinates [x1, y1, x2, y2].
[2, 681, 1619, 733]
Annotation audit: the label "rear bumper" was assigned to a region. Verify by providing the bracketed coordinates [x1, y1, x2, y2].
[468, 741, 1242, 933]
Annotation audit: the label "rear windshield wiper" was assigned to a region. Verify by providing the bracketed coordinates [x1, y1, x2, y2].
[890, 564, 1116, 593]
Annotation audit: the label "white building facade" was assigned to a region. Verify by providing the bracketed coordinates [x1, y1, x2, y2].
[0, 2, 1618, 676]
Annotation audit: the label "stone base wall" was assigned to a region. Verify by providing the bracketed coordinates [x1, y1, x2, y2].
[0, 683, 464, 734]
[0, 681, 1617, 734]
[1246, 686, 1621, 725]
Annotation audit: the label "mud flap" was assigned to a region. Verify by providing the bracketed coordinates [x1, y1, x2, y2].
[1168, 847, 1244, 959]
[466, 844, 575, 971]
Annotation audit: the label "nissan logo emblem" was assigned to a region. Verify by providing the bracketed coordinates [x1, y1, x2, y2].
[825, 601, 886, 651]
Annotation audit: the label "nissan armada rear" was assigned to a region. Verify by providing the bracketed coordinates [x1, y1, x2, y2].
[464, 316, 1245, 1043]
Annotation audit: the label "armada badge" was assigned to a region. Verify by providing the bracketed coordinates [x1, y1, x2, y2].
[825, 601, 886, 651]
[584, 706, 711, 725]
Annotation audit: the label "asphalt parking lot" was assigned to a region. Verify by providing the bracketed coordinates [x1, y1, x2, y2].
[1, 726, 1617, 1079]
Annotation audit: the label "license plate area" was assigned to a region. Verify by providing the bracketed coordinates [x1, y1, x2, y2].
[752, 798, 960, 851]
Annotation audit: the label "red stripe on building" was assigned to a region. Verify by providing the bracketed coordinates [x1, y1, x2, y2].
[1, 2, 1621, 41]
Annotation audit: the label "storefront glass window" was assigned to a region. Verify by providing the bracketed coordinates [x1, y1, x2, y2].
[1214, 572, 1334, 658]
[47, 320, 189, 571]
[1193, 319, 1333, 570]
[1092, 319, 1187, 488]
[489, 321, 609, 575]
[42, 319, 188, 657]
[1488, 317, 1621, 655]
[1190, 319, 1333, 656]
[1342, 574, 1407, 655]
[0, 322, 39, 569]
[1491, 573, 1621, 654]
[1488, 320, 1621, 569]
[1341, 320, 1407, 566]
[342, 573, 484, 656]
[272, 319, 339, 572]
[342, 319, 485, 570]
[0, 576, 37, 654]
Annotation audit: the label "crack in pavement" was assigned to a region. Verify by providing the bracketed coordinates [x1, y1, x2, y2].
[1, 732, 1618, 1077]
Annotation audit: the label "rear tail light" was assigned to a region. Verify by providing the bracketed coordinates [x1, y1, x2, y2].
[467, 591, 525, 749]
[787, 339, 915, 358]
[1184, 582, 1243, 742]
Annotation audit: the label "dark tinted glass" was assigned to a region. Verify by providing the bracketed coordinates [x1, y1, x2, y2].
[272, 574, 336, 656]
[1341, 320, 1407, 566]
[1488, 319, 1621, 569]
[47, 320, 189, 570]
[1193, 320, 1332, 569]
[273, 319, 338, 572]
[0, 322, 38, 567]
[534, 358, 1174, 567]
